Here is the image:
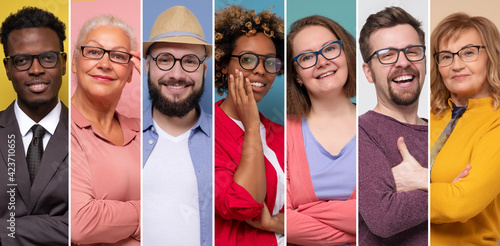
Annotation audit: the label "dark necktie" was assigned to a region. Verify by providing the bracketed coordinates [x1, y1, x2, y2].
[430, 104, 467, 171]
[27, 124, 46, 184]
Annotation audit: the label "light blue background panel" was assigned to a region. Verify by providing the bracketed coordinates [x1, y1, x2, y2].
[143, 0, 213, 114]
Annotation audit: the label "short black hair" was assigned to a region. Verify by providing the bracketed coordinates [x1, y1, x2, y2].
[1, 6, 66, 56]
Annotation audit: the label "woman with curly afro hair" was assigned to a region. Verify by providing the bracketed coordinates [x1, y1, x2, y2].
[213, 5, 285, 246]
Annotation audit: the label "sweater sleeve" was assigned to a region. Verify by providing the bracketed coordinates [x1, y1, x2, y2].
[70, 132, 140, 244]
[359, 127, 428, 238]
[214, 138, 264, 222]
[297, 191, 357, 234]
[431, 125, 500, 223]
[287, 188, 356, 245]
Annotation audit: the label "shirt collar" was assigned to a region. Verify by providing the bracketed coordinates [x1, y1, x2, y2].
[143, 103, 154, 132]
[72, 104, 139, 145]
[194, 105, 211, 137]
[14, 99, 61, 137]
[215, 98, 272, 139]
[143, 103, 211, 137]
[447, 97, 492, 110]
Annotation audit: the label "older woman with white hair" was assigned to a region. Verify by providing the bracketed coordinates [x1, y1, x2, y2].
[70, 15, 141, 245]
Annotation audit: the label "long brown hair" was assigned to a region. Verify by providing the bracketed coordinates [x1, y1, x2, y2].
[287, 15, 356, 118]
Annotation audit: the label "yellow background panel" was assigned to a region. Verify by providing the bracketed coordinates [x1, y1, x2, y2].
[0, 0, 69, 110]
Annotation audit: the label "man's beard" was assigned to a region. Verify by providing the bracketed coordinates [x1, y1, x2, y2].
[148, 74, 204, 118]
[388, 81, 421, 106]
[387, 69, 422, 106]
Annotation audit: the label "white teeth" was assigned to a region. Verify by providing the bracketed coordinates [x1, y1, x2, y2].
[318, 71, 335, 79]
[30, 84, 45, 88]
[251, 82, 264, 88]
[393, 75, 413, 82]
[167, 85, 185, 89]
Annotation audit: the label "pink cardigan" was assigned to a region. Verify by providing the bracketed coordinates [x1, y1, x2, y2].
[286, 118, 356, 246]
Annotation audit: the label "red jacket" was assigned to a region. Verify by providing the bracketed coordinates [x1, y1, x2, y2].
[215, 99, 284, 245]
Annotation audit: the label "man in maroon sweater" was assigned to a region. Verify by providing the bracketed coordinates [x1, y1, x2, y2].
[358, 6, 429, 245]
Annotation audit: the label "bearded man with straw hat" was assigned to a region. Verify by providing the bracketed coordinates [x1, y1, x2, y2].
[142, 5, 212, 246]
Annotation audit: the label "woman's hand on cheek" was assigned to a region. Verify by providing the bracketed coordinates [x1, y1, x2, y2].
[229, 68, 260, 132]
[129, 51, 141, 75]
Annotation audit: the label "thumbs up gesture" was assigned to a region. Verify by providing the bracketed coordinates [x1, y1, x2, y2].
[391, 137, 429, 192]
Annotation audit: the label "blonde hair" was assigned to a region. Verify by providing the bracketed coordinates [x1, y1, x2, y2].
[431, 13, 500, 116]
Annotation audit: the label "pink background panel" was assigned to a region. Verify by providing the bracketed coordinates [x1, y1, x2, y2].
[71, 0, 141, 119]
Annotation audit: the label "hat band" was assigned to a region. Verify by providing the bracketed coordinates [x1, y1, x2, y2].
[150, 31, 206, 43]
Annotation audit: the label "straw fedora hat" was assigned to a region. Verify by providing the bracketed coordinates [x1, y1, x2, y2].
[143, 6, 212, 59]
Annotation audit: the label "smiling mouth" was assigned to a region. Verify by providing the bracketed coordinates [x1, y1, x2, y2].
[453, 74, 469, 79]
[251, 82, 265, 88]
[166, 84, 188, 89]
[160, 82, 193, 91]
[392, 75, 415, 85]
[91, 75, 114, 81]
[317, 71, 336, 79]
[29, 83, 47, 88]
[27, 82, 49, 93]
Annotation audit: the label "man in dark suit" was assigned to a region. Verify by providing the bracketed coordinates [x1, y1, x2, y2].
[0, 7, 68, 245]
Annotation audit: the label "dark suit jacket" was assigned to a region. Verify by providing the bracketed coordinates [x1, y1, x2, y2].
[0, 102, 68, 245]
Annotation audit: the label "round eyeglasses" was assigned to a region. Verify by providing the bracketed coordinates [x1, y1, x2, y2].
[149, 53, 205, 73]
[230, 53, 282, 74]
[293, 40, 343, 69]
[7, 51, 63, 71]
[434, 45, 485, 67]
[80, 46, 133, 64]
[366, 45, 426, 64]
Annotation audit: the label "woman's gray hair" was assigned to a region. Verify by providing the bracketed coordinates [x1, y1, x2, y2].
[74, 14, 137, 58]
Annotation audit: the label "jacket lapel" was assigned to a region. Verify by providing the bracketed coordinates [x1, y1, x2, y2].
[28, 104, 68, 212]
[0, 103, 32, 206]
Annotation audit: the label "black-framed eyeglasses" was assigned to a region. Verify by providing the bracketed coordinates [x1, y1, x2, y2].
[434, 45, 486, 67]
[6, 51, 63, 71]
[149, 53, 205, 73]
[293, 40, 343, 69]
[365, 45, 426, 64]
[80, 46, 132, 64]
[230, 53, 282, 74]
